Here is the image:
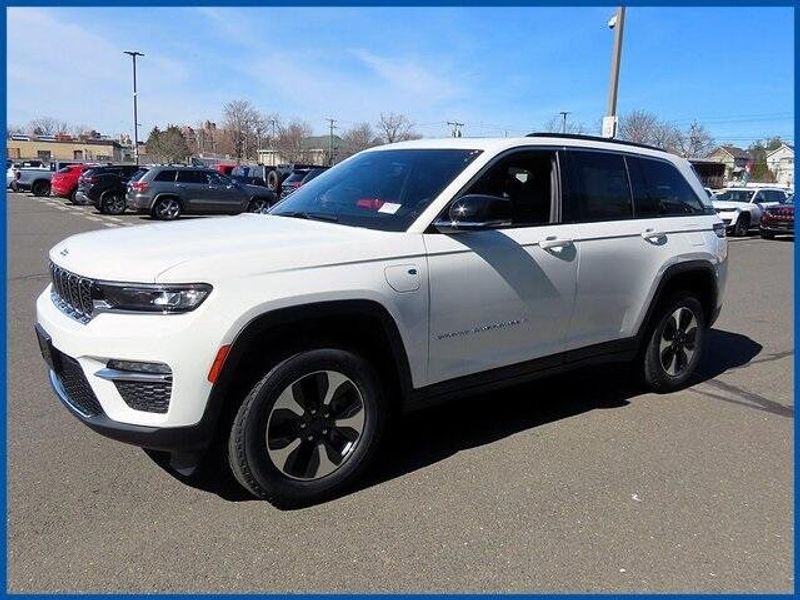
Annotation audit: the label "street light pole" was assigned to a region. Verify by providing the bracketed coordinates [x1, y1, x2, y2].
[124, 50, 144, 164]
[603, 7, 626, 138]
[559, 111, 570, 134]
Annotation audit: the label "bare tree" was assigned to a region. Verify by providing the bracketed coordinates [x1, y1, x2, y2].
[679, 120, 715, 158]
[273, 119, 313, 164]
[28, 116, 69, 137]
[541, 115, 588, 135]
[222, 99, 262, 162]
[376, 112, 420, 144]
[339, 122, 382, 159]
[618, 110, 660, 144]
[7, 123, 25, 137]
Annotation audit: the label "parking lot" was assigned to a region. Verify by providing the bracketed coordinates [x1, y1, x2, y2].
[7, 190, 794, 592]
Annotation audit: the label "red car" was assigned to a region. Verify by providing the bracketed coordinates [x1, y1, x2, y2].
[760, 195, 795, 239]
[51, 164, 92, 203]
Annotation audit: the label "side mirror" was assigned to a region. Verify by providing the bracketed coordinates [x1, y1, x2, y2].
[433, 194, 512, 233]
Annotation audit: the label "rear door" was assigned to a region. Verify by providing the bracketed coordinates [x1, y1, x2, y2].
[205, 172, 247, 212]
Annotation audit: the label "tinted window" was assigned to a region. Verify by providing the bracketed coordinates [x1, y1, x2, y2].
[154, 170, 177, 182]
[765, 190, 787, 203]
[284, 171, 310, 185]
[463, 150, 555, 226]
[129, 168, 148, 182]
[630, 157, 705, 217]
[715, 189, 754, 203]
[207, 172, 229, 185]
[566, 151, 632, 222]
[270, 149, 482, 232]
[177, 170, 209, 184]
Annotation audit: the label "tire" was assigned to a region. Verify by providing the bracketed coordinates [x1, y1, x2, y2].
[151, 196, 182, 220]
[641, 292, 706, 393]
[247, 197, 268, 213]
[31, 180, 50, 197]
[267, 170, 283, 192]
[100, 191, 126, 215]
[228, 348, 387, 507]
[760, 231, 775, 240]
[733, 213, 750, 237]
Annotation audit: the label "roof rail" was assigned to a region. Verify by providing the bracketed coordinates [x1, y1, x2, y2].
[526, 132, 665, 153]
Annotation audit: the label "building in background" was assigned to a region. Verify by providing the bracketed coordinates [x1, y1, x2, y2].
[257, 135, 344, 166]
[706, 145, 753, 182]
[7, 135, 126, 163]
[766, 143, 794, 188]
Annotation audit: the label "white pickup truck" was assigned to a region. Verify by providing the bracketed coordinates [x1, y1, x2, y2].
[712, 187, 788, 236]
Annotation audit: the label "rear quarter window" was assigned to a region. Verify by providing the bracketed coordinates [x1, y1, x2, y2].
[564, 150, 633, 222]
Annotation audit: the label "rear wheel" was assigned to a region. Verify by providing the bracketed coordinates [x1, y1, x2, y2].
[32, 180, 50, 197]
[228, 348, 386, 507]
[101, 191, 126, 215]
[151, 197, 181, 220]
[267, 170, 283, 192]
[641, 292, 706, 393]
[733, 213, 750, 237]
[760, 231, 775, 240]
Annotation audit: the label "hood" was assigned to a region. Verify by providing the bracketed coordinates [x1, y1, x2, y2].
[765, 205, 795, 217]
[49, 214, 407, 283]
[712, 200, 746, 210]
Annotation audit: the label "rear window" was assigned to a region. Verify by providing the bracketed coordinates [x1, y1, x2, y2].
[153, 170, 177, 182]
[629, 157, 706, 217]
[129, 168, 149, 182]
[715, 189, 754, 203]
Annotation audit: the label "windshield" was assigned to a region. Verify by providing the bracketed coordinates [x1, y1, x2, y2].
[269, 149, 482, 231]
[715, 189, 754, 203]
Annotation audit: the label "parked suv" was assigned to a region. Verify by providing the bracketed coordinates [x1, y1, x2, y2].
[76, 165, 144, 214]
[712, 186, 787, 236]
[126, 166, 276, 219]
[36, 134, 727, 507]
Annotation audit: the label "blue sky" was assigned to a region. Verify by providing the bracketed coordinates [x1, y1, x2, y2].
[7, 6, 795, 146]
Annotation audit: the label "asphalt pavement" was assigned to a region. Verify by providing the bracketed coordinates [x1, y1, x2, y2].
[6, 191, 794, 592]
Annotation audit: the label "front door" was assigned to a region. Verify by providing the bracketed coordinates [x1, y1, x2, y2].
[424, 149, 578, 385]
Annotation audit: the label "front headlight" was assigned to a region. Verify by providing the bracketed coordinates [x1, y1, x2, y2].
[92, 282, 212, 314]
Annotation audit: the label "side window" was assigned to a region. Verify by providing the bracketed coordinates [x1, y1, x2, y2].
[630, 157, 705, 217]
[176, 170, 209, 184]
[154, 170, 177, 182]
[207, 172, 227, 185]
[463, 150, 555, 226]
[565, 151, 632, 222]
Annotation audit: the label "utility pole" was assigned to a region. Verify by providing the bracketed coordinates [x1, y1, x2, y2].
[447, 121, 464, 138]
[559, 111, 570, 134]
[326, 118, 337, 165]
[603, 6, 626, 138]
[123, 50, 144, 164]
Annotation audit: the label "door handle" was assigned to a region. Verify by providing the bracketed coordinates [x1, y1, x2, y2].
[175, 183, 186, 188]
[641, 228, 665, 240]
[539, 236, 574, 250]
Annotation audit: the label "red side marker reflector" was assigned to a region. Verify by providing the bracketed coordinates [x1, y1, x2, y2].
[208, 345, 231, 383]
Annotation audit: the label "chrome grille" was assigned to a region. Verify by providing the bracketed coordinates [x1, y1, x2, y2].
[49, 262, 95, 323]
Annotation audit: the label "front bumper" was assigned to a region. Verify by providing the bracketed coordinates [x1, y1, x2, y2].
[35, 285, 227, 433]
[760, 220, 794, 234]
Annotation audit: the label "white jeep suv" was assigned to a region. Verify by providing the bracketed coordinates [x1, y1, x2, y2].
[35, 134, 728, 506]
[712, 186, 788, 237]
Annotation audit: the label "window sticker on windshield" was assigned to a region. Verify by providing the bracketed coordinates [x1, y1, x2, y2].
[378, 202, 401, 214]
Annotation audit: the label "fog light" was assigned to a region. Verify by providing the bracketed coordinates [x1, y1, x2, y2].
[106, 360, 171, 374]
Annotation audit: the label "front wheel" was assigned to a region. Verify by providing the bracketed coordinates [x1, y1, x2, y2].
[733, 214, 750, 237]
[228, 348, 386, 507]
[641, 292, 706, 393]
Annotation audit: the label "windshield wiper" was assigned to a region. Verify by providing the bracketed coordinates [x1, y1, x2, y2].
[275, 211, 339, 223]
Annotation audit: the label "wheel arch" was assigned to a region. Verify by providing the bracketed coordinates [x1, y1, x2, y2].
[635, 260, 719, 347]
[202, 299, 414, 442]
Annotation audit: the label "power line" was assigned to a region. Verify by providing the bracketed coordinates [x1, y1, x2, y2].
[325, 117, 337, 165]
